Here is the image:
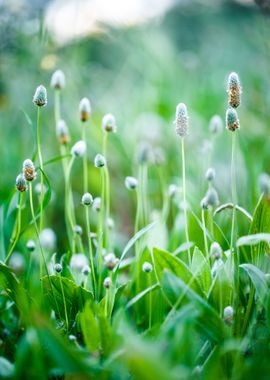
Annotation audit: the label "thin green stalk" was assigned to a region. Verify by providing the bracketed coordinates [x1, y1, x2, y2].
[148, 275, 152, 329]
[98, 168, 106, 299]
[85, 206, 97, 298]
[201, 209, 209, 260]
[230, 132, 237, 254]
[6, 192, 24, 263]
[59, 274, 69, 331]
[102, 132, 110, 248]
[181, 138, 191, 265]
[36, 107, 44, 233]
[142, 163, 149, 224]
[82, 122, 88, 193]
[65, 156, 76, 253]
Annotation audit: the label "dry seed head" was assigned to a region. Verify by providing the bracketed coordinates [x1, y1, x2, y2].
[226, 107, 240, 132]
[23, 159, 36, 181]
[175, 103, 189, 137]
[227, 72, 241, 108]
[102, 113, 117, 133]
[125, 176, 138, 190]
[79, 97, 91, 122]
[57, 119, 70, 145]
[54, 263, 62, 273]
[71, 140, 86, 157]
[16, 173, 27, 192]
[33, 85, 47, 107]
[205, 167, 215, 182]
[209, 115, 223, 135]
[94, 154, 106, 168]
[81, 192, 93, 206]
[50, 70, 65, 90]
[142, 261, 153, 273]
[103, 276, 112, 289]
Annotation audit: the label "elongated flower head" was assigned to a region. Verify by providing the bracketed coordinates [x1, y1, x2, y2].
[259, 173, 270, 196]
[209, 115, 223, 135]
[23, 159, 36, 181]
[50, 70, 65, 89]
[227, 72, 241, 108]
[102, 113, 117, 132]
[201, 187, 219, 209]
[57, 119, 70, 145]
[175, 102, 189, 137]
[142, 262, 153, 273]
[54, 263, 62, 273]
[226, 107, 240, 132]
[81, 192, 93, 206]
[71, 140, 86, 157]
[16, 173, 27, 192]
[92, 197, 101, 212]
[33, 85, 47, 107]
[125, 176, 138, 190]
[105, 253, 119, 270]
[210, 242, 222, 260]
[79, 97, 91, 122]
[205, 167, 215, 182]
[94, 154, 106, 168]
[103, 276, 112, 289]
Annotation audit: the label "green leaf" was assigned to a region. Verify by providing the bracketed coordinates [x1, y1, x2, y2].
[191, 247, 212, 294]
[237, 233, 270, 247]
[152, 247, 203, 296]
[126, 283, 159, 309]
[208, 263, 232, 312]
[78, 301, 100, 353]
[249, 195, 270, 255]
[42, 275, 93, 321]
[240, 263, 268, 302]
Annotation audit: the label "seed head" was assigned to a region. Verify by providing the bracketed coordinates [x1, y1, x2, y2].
[223, 305, 234, 325]
[102, 113, 117, 133]
[16, 173, 27, 192]
[94, 154, 106, 168]
[57, 119, 70, 145]
[174, 103, 189, 137]
[50, 70, 65, 90]
[209, 115, 223, 135]
[81, 192, 93, 206]
[227, 72, 241, 108]
[92, 197, 101, 212]
[142, 262, 153, 273]
[259, 173, 270, 196]
[205, 167, 215, 182]
[125, 176, 138, 190]
[82, 265, 91, 276]
[79, 97, 91, 122]
[211, 258, 223, 277]
[104, 253, 119, 270]
[54, 263, 62, 273]
[226, 107, 240, 132]
[26, 239, 36, 252]
[201, 187, 219, 209]
[23, 159, 36, 181]
[74, 224, 83, 235]
[71, 140, 86, 157]
[137, 142, 152, 164]
[70, 253, 88, 272]
[33, 85, 47, 107]
[210, 242, 222, 260]
[168, 184, 177, 198]
[103, 276, 112, 289]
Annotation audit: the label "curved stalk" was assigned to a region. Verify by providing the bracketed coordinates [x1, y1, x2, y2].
[85, 206, 97, 298]
[6, 192, 24, 263]
[36, 107, 44, 233]
[181, 138, 191, 265]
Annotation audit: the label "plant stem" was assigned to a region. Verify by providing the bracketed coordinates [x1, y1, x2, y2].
[6, 192, 24, 263]
[85, 206, 97, 298]
[37, 107, 44, 233]
[59, 274, 69, 331]
[181, 138, 191, 265]
[82, 122, 88, 193]
[201, 209, 209, 261]
[98, 168, 106, 299]
[230, 132, 237, 254]
[148, 275, 152, 329]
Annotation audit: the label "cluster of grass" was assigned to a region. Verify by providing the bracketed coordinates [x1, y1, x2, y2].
[1, 59, 270, 380]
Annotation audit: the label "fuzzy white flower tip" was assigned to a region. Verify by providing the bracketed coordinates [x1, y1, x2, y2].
[71, 140, 86, 157]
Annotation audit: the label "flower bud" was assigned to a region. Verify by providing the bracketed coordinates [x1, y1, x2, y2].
[103, 276, 112, 289]
[16, 174, 27, 192]
[137, 142, 152, 164]
[201, 187, 219, 209]
[107, 217, 114, 230]
[33, 85, 47, 107]
[226, 107, 240, 132]
[227, 72, 241, 108]
[104, 253, 118, 270]
[82, 265, 91, 276]
[23, 159, 36, 181]
[70, 253, 88, 272]
[259, 173, 270, 196]
[40, 228, 56, 250]
[82, 192, 93, 206]
[71, 140, 86, 157]
[209, 115, 223, 135]
[79, 97, 91, 122]
[205, 168, 215, 182]
[223, 305, 234, 325]
[50, 70, 65, 90]
[168, 184, 177, 198]
[92, 197, 101, 212]
[94, 154, 106, 168]
[74, 225, 83, 235]
[125, 176, 138, 190]
[57, 119, 70, 145]
[210, 242, 222, 260]
[102, 113, 117, 133]
[54, 263, 62, 273]
[142, 262, 153, 273]
[174, 103, 189, 137]
[26, 239, 36, 252]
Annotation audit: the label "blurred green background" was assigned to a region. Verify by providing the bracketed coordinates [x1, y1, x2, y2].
[1, 0, 270, 252]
